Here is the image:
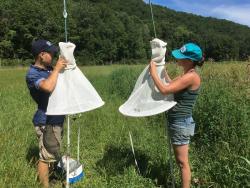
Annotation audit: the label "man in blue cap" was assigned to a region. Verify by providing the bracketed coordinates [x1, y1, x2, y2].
[26, 39, 67, 187]
[150, 42, 204, 188]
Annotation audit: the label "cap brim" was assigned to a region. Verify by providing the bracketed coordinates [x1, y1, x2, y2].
[172, 49, 188, 60]
[45, 45, 58, 56]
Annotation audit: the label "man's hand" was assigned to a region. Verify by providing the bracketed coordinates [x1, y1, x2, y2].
[54, 57, 67, 72]
[39, 57, 67, 93]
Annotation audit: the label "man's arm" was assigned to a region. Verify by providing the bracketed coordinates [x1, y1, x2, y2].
[39, 58, 67, 93]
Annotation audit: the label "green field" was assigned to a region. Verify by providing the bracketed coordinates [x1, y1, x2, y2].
[0, 63, 249, 187]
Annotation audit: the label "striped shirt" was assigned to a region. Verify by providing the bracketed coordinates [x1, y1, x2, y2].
[168, 87, 199, 118]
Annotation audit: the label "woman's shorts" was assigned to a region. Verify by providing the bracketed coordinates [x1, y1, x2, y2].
[35, 124, 63, 163]
[167, 116, 195, 145]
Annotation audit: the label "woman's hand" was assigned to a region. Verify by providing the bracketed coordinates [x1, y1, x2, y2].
[149, 60, 168, 94]
[149, 60, 156, 76]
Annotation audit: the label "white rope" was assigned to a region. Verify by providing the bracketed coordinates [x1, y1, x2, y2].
[63, 0, 68, 42]
[126, 0, 157, 177]
[129, 131, 141, 174]
[149, 0, 157, 38]
[149, 1, 174, 186]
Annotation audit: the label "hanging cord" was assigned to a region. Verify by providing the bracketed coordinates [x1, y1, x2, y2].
[149, 1, 174, 186]
[149, 0, 157, 38]
[129, 131, 141, 174]
[63, 0, 68, 42]
[126, 0, 158, 177]
[63, 1, 70, 187]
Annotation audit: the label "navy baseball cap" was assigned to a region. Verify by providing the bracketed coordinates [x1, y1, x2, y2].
[31, 39, 58, 57]
[172, 43, 202, 62]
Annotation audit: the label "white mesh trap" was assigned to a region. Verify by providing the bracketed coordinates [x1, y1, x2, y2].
[119, 38, 176, 117]
[46, 42, 105, 115]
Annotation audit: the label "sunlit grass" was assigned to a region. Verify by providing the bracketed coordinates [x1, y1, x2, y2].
[0, 62, 249, 187]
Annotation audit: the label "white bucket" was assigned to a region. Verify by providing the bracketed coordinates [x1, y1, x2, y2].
[57, 155, 84, 184]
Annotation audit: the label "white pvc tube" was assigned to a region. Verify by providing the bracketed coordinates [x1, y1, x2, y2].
[66, 115, 70, 188]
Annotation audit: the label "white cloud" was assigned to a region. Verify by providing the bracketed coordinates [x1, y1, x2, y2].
[150, 0, 250, 27]
[211, 4, 250, 27]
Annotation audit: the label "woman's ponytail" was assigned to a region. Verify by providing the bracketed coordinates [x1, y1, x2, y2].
[195, 53, 205, 67]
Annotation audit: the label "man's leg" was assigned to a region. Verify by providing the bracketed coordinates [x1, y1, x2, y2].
[38, 160, 49, 187]
[35, 125, 55, 187]
[173, 144, 191, 188]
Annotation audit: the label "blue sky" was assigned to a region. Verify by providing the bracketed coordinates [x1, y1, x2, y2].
[145, 0, 250, 27]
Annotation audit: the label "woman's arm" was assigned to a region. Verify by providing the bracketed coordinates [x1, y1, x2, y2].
[150, 61, 193, 95]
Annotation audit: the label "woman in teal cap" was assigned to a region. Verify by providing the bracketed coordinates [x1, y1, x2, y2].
[150, 43, 204, 188]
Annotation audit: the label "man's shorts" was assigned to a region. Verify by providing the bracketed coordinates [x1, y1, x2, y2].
[167, 116, 195, 145]
[35, 124, 63, 163]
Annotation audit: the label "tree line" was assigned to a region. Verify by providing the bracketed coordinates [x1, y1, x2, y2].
[0, 0, 250, 65]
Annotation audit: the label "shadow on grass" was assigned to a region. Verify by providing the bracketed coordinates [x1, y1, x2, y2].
[26, 142, 39, 167]
[96, 145, 175, 187]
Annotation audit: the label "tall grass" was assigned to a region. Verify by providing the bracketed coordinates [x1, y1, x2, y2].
[0, 62, 249, 187]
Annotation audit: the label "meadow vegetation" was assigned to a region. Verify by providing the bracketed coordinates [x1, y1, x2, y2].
[0, 62, 249, 187]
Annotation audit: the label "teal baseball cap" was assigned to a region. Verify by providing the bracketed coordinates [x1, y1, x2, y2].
[172, 43, 202, 62]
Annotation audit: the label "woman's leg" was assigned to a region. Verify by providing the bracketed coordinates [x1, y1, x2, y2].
[173, 144, 191, 188]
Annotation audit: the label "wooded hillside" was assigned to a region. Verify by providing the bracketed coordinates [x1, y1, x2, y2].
[0, 0, 250, 64]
